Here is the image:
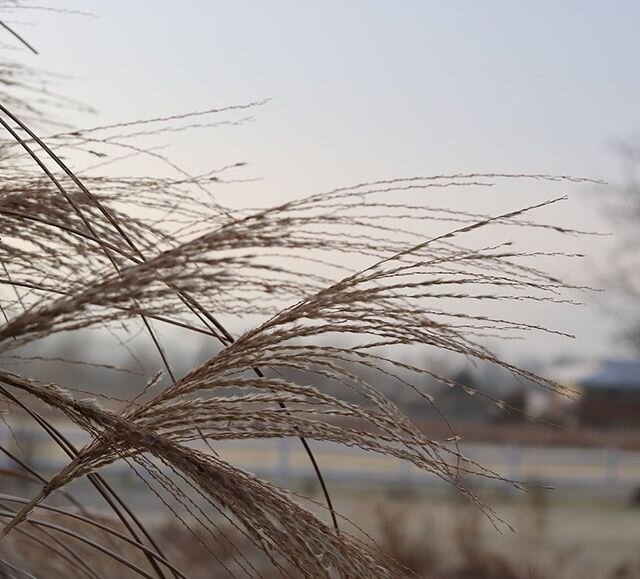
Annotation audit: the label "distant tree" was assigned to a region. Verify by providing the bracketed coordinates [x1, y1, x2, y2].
[598, 140, 640, 353]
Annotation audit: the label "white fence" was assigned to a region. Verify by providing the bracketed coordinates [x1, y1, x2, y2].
[2, 423, 639, 499]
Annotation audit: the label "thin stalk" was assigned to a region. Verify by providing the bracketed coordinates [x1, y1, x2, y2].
[0, 510, 156, 579]
[0, 385, 170, 579]
[0, 494, 187, 579]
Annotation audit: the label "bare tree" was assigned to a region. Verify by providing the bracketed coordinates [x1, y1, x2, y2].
[598, 140, 640, 353]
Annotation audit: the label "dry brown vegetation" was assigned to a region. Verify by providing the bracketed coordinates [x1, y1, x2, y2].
[0, 5, 603, 578]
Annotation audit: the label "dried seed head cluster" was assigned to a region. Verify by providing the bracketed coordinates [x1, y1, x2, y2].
[0, 14, 594, 578]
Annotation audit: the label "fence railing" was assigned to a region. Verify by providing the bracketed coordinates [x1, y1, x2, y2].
[2, 422, 639, 499]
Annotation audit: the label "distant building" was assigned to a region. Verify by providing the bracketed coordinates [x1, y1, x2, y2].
[546, 359, 640, 429]
[573, 359, 640, 428]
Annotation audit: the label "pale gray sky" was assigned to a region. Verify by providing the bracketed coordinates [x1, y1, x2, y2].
[7, 1, 640, 362]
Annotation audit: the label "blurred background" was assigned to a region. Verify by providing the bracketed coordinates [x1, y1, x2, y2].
[2, 2, 640, 577]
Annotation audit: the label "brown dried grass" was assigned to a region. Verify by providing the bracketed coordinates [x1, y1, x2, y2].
[0, 8, 597, 578]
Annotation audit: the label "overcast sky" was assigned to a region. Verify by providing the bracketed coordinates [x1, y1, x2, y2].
[6, 1, 640, 363]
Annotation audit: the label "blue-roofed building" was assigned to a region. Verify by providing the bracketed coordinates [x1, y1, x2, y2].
[549, 359, 640, 428]
[580, 360, 640, 392]
[576, 360, 640, 428]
